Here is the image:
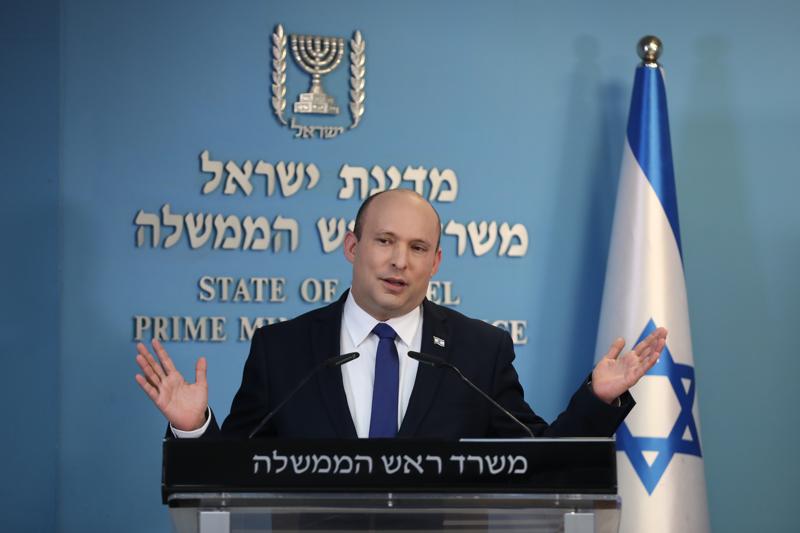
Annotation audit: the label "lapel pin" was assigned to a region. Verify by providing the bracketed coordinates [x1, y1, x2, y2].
[433, 336, 445, 348]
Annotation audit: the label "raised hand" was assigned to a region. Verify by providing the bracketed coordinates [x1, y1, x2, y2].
[134, 339, 209, 431]
[591, 327, 667, 404]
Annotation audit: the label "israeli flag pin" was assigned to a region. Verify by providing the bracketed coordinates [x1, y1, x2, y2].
[433, 336, 445, 348]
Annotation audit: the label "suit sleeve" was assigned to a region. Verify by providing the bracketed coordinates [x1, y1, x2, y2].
[218, 327, 275, 438]
[489, 330, 634, 437]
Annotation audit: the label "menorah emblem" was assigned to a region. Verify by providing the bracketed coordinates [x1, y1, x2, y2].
[271, 24, 365, 138]
[290, 34, 346, 115]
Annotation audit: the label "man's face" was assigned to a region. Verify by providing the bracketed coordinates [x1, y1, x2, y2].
[344, 191, 442, 321]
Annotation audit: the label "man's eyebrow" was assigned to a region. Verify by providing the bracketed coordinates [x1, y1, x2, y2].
[373, 231, 433, 246]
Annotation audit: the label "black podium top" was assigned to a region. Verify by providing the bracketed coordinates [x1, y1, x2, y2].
[162, 438, 616, 504]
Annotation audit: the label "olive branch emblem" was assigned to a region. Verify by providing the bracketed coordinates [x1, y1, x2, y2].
[271, 24, 288, 125]
[349, 30, 365, 129]
[270, 24, 365, 135]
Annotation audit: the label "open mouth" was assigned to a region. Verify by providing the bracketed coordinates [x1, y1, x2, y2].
[380, 277, 407, 289]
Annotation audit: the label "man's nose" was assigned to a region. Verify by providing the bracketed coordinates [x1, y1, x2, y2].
[390, 244, 408, 269]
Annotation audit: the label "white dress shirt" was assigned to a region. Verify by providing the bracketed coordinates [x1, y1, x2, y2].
[340, 291, 421, 438]
[172, 292, 422, 438]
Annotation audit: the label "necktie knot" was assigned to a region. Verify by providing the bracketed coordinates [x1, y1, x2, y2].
[372, 323, 397, 341]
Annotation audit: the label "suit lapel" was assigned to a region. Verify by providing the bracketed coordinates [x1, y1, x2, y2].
[398, 299, 451, 437]
[311, 292, 358, 439]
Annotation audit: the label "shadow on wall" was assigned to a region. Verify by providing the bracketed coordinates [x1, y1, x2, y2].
[677, 34, 774, 533]
[57, 201, 169, 531]
[533, 35, 627, 416]
[1, 202, 59, 532]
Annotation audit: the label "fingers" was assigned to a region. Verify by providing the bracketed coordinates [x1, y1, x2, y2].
[137, 342, 166, 382]
[195, 357, 207, 385]
[151, 338, 177, 374]
[642, 349, 660, 373]
[646, 336, 666, 365]
[633, 327, 668, 357]
[633, 333, 654, 357]
[633, 330, 667, 376]
[134, 373, 159, 403]
[604, 337, 625, 360]
[136, 343, 165, 386]
[135, 353, 163, 389]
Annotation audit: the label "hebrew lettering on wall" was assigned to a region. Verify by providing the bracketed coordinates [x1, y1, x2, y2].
[134, 204, 299, 252]
[338, 164, 459, 202]
[443, 220, 529, 257]
[136, 209, 529, 257]
[316, 217, 355, 253]
[200, 150, 320, 197]
[135, 151, 530, 259]
[313, 216, 529, 257]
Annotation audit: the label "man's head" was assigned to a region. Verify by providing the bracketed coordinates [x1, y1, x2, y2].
[344, 189, 442, 321]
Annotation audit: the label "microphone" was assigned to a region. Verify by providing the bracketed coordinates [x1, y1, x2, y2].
[248, 352, 359, 439]
[407, 350, 535, 438]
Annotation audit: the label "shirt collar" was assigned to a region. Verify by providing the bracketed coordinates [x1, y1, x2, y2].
[343, 291, 422, 348]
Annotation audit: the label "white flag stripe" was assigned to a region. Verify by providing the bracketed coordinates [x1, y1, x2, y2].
[596, 141, 692, 365]
[618, 454, 709, 532]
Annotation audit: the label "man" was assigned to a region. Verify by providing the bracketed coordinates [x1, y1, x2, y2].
[135, 189, 666, 439]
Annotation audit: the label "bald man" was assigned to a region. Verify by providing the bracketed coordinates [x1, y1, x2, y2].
[136, 189, 666, 439]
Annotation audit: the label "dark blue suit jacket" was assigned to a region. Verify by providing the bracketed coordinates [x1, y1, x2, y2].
[204, 291, 633, 439]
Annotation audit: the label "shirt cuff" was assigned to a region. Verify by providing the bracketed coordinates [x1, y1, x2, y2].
[170, 407, 212, 438]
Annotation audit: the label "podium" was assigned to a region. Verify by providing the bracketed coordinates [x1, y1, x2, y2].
[163, 438, 620, 533]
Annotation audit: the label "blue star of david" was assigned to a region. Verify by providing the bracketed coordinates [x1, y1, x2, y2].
[615, 318, 702, 495]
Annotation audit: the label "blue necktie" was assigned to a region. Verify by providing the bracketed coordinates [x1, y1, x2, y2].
[368, 323, 399, 438]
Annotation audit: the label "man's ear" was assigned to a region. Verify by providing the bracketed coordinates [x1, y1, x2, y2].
[343, 231, 358, 264]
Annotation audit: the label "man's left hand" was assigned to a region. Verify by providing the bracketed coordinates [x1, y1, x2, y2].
[591, 327, 668, 404]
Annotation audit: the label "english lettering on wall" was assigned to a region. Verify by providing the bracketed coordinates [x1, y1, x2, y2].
[133, 315, 227, 342]
[198, 276, 287, 303]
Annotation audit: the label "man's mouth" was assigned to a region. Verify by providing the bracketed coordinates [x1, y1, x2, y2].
[380, 277, 407, 288]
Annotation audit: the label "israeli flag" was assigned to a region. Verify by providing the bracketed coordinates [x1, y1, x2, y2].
[595, 63, 710, 532]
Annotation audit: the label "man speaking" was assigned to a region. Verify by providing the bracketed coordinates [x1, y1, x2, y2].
[135, 189, 666, 439]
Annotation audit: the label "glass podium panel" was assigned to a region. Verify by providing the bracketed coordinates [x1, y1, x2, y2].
[168, 491, 620, 533]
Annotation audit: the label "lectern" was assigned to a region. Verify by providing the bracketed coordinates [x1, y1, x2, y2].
[163, 438, 620, 533]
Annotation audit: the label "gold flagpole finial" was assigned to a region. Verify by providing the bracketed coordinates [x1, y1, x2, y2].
[637, 35, 663, 68]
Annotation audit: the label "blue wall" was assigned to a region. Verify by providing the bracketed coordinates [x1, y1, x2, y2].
[1, 1, 60, 531]
[4, 0, 799, 531]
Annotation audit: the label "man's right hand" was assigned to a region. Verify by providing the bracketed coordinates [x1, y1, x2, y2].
[134, 339, 209, 431]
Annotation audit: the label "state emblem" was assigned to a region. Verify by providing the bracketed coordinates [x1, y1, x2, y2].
[270, 24, 365, 139]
